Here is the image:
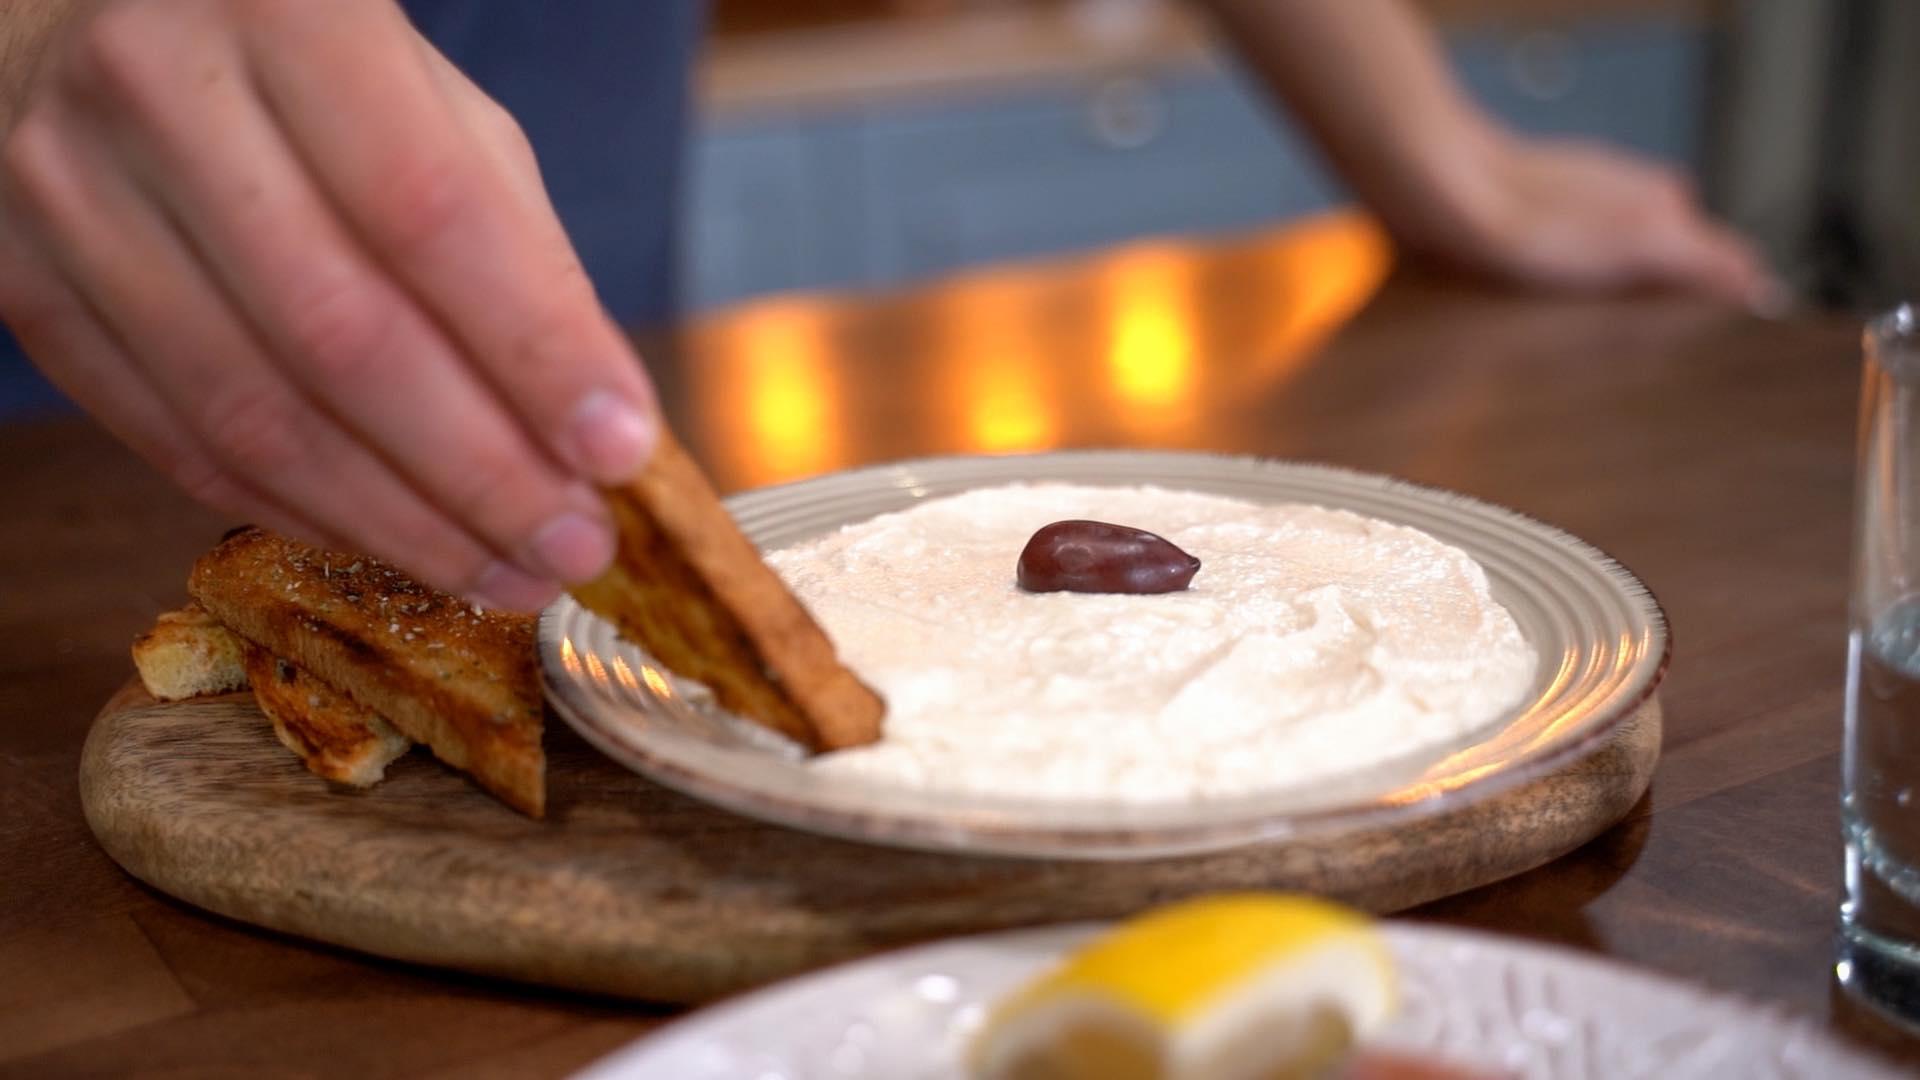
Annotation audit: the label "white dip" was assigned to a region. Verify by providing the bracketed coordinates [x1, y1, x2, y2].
[769, 483, 1536, 802]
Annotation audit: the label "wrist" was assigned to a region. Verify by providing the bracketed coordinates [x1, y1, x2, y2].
[1367, 106, 1521, 267]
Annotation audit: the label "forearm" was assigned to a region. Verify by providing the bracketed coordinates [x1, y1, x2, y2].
[1196, 0, 1507, 252]
[1, 1, 81, 131]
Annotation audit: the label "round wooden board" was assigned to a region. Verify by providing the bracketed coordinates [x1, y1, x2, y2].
[80, 682, 1660, 1004]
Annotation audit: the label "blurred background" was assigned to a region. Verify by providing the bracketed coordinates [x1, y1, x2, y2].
[687, 0, 1915, 311]
[0, 0, 1914, 419]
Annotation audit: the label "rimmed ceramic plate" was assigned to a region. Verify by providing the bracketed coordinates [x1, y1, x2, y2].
[540, 451, 1668, 859]
[573, 923, 1893, 1079]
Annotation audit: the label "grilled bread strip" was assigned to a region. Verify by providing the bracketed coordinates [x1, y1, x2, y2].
[131, 603, 250, 701]
[572, 428, 884, 752]
[189, 529, 546, 817]
[130, 603, 409, 785]
[131, 603, 411, 786]
[244, 645, 412, 788]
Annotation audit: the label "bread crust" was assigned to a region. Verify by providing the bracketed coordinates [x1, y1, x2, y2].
[189, 529, 545, 817]
[244, 645, 411, 788]
[131, 603, 249, 701]
[571, 430, 884, 752]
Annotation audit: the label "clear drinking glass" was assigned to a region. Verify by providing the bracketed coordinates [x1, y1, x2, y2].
[1840, 303, 1920, 1028]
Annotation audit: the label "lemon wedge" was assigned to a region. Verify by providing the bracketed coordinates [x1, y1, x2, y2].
[968, 894, 1395, 1080]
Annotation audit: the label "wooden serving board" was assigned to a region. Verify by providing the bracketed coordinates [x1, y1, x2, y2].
[80, 682, 1660, 1004]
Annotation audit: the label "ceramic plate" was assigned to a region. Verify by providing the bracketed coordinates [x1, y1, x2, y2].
[540, 451, 1667, 858]
[573, 923, 1892, 1079]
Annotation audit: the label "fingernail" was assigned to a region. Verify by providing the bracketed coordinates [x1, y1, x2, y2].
[468, 560, 560, 612]
[524, 511, 615, 584]
[568, 391, 655, 483]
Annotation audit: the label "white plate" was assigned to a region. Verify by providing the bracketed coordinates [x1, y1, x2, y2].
[575, 923, 1895, 1079]
[540, 451, 1668, 858]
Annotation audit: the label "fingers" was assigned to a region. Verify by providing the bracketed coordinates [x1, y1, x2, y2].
[1690, 222, 1789, 316]
[1541, 149, 1786, 311]
[1628, 194, 1787, 315]
[0, 225, 340, 551]
[1475, 139, 1789, 310]
[413, 31, 550, 213]
[80, 7, 616, 590]
[1615, 159, 1784, 311]
[240, 0, 659, 484]
[1, 92, 556, 610]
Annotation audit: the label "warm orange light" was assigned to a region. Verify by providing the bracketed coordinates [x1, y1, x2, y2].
[1105, 249, 1196, 417]
[968, 357, 1057, 451]
[1251, 211, 1393, 383]
[640, 665, 674, 698]
[610, 656, 641, 693]
[700, 299, 842, 486]
[933, 275, 1060, 453]
[682, 210, 1390, 473]
[1378, 638, 1609, 807]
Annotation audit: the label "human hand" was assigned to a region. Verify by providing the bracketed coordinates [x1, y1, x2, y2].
[0, 0, 658, 610]
[1405, 131, 1784, 312]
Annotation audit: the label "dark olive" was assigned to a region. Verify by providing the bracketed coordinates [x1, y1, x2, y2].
[1016, 520, 1201, 595]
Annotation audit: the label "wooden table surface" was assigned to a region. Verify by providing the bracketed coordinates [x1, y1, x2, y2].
[4, 214, 1914, 1075]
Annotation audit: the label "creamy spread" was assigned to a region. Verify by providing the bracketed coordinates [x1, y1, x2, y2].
[769, 483, 1536, 802]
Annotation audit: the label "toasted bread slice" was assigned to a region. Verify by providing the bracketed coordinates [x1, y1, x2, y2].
[571, 428, 884, 752]
[132, 603, 250, 701]
[188, 529, 545, 817]
[244, 645, 411, 788]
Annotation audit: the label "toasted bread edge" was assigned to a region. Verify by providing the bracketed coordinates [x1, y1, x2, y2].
[131, 603, 250, 702]
[189, 529, 546, 817]
[244, 646, 412, 788]
[573, 431, 884, 752]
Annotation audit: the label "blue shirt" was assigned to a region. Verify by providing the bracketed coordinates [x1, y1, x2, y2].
[1, 2, 702, 416]
[402, 1, 700, 323]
